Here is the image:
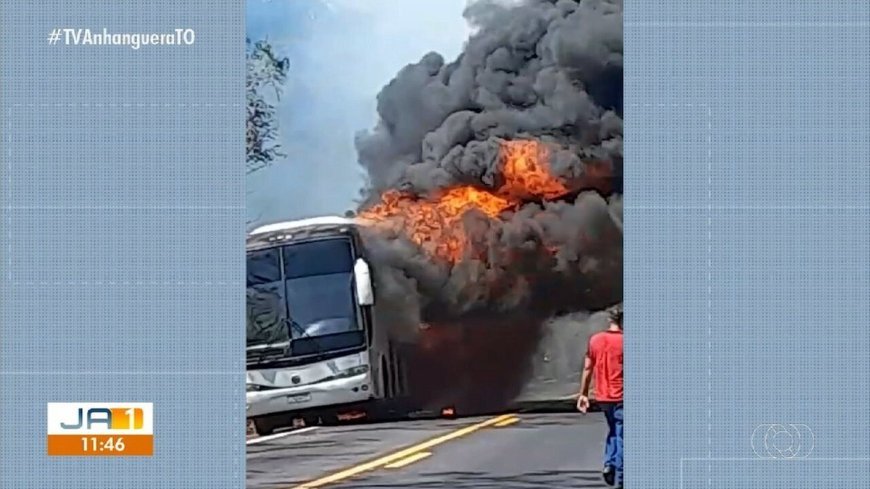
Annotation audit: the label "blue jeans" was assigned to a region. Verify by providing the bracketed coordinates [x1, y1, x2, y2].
[601, 402, 624, 484]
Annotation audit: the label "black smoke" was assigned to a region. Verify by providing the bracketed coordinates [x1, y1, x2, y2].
[355, 0, 623, 412]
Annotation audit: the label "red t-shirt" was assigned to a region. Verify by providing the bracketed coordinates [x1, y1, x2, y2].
[587, 330, 623, 402]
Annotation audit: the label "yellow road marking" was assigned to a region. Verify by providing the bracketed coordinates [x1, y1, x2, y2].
[494, 416, 520, 427]
[291, 413, 515, 489]
[384, 451, 431, 469]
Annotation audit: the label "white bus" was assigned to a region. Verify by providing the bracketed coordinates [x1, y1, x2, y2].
[245, 216, 413, 435]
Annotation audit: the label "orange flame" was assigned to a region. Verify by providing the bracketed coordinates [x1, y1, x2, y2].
[359, 186, 513, 262]
[498, 140, 569, 200]
[359, 140, 569, 263]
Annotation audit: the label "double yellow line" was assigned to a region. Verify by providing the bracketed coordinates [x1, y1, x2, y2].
[292, 413, 520, 489]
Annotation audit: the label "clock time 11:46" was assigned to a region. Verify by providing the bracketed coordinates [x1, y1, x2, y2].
[82, 436, 126, 452]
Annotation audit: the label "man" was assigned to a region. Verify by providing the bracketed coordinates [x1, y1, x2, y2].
[577, 306, 623, 487]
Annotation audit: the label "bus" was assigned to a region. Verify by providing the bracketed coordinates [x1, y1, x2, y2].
[245, 216, 412, 435]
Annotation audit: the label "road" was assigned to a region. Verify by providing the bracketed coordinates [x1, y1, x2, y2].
[246, 412, 611, 489]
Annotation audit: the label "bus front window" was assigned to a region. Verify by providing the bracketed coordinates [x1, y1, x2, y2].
[283, 238, 358, 341]
[246, 248, 288, 347]
[246, 236, 365, 361]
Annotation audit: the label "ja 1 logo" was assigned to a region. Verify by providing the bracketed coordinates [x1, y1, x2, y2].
[59, 406, 144, 430]
[47, 403, 153, 457]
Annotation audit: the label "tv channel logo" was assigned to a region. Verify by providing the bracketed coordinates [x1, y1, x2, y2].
[751, 423, 815, 459]
[47, 402, 153, 456]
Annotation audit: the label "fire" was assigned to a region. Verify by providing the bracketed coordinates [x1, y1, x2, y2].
[359, 186, 513, 262]
[498, 140, 569, 200]
[359, 140, 568, 263]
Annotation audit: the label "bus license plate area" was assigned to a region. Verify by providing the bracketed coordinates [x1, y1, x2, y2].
[287, 393, 311, 404]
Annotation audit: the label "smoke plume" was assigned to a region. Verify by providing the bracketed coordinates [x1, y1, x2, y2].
[355, 0, 623, 411]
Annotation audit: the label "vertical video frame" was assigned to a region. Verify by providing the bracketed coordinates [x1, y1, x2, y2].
[245, 0, 623, 487]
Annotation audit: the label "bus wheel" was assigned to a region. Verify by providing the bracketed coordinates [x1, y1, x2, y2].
[319, 414, 340, 426]
[301, 415, 320, 427]
[252, 418, 275, 436]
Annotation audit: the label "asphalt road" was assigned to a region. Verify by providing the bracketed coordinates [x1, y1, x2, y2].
[246, 412, 611, 489]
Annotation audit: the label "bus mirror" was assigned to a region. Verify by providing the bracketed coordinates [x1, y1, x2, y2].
[354, 258, 374, 306]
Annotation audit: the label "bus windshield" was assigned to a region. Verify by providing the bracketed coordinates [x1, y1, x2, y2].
[246, 237, 363, 356]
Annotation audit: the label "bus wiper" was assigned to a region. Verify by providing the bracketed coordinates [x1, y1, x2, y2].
[284, 317, 327, 354]
[246, 340, 291, 366]
[245, 317, 327, 366]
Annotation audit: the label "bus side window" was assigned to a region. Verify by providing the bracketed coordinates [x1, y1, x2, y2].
[390, 343, 402, 397]
[395, 348, 405, 396]
[381, 355, 392, 398]
[363, 307, 374, 346]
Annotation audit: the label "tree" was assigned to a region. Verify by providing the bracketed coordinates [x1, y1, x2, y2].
[247, 38, 290, 227]
[246, 38, 290, 175]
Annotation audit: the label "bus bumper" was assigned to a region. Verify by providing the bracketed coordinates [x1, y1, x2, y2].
[246, 373, 374, 418]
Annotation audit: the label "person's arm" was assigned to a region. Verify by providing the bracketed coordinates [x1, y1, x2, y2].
[576, 343, 594, 413]
[578, 354, 593, 398]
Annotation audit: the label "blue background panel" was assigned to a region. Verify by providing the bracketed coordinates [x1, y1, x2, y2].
[625, 2, 870, 488]
[1, 0, 245, 487]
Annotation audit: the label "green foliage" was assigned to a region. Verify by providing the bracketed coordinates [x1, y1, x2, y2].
[246, 38, 290, 175]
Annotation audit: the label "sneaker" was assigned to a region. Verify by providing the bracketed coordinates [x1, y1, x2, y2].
[602, 466, 615, 486]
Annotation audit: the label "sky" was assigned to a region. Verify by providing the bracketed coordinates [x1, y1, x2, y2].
[246, 0, 473, 226]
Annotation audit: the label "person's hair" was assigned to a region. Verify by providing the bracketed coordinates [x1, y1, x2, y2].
[608, 306, 623, 327]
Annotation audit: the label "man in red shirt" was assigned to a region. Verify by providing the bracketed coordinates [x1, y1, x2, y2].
[577, 306, 623, 487]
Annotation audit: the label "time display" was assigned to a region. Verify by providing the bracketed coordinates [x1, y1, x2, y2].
[47, 433, 153, 456]
[82, 436, 126, 452]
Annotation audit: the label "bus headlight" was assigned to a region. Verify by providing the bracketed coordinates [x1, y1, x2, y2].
[315, 365, 369, 384]
[337, 365, 369, 379]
